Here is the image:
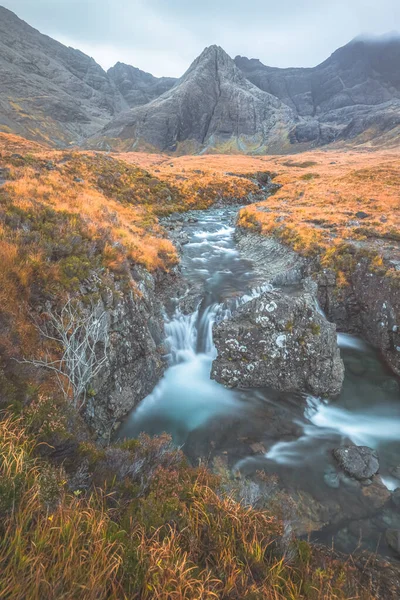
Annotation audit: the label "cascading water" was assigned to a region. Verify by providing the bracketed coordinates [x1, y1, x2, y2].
[117, 208, 263, 444]
[117, 206, 400, 557]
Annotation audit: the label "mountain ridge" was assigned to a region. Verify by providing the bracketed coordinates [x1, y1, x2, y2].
[1, 5, 400, 152]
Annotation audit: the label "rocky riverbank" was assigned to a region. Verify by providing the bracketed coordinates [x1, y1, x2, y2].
[236, 227, 400, 377]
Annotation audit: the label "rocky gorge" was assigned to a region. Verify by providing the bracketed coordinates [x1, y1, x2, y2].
[0, 136, 400, 596]
[114, 190, 400, 563]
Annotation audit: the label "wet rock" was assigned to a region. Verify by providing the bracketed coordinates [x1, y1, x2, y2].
[333, 446, 379, 480]
[83, 266, 183, 438]
[235, 229, 306, 287]
[211, 289, 344, 397]
[392, 488, 400, 509]
[316, 257, 400, 377]
[324, 465, 341, 488]
[382, 378, 400, 394]
[346, 355, 367, 376]
[386, 529, 400, 556]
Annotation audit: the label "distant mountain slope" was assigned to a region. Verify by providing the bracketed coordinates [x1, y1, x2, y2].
[108, 62, 177, 108]
[95, 46, 296, 153]
[0, 5, 127, 145]
[235, 35, 400, 145]
[1, 5, 400, 152]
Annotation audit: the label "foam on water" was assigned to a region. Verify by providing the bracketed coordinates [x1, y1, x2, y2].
[337, 332, 368, 351]
[194, 226, 235, 239]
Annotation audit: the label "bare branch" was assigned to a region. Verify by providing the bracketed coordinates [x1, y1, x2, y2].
[18, 297, 110, 409]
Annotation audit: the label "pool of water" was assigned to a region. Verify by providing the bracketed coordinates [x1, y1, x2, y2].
[117, 207, 400, 557]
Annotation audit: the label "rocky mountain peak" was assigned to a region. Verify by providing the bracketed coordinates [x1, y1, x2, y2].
[181, 44, 239, 81]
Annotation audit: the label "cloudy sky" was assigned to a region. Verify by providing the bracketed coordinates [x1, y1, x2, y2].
[2, 0, 399, 76]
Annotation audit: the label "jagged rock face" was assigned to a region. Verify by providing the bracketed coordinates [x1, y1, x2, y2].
[0, 6, 127, 145]
[84, 266, 183, 438]
[97, 46, 296, 152]
[1, 6, 400, 151]
[108, 62, 177, 108]
[235, 36, 400, 145]
[211, 289, 344, 397]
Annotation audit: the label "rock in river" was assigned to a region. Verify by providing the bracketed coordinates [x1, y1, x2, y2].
[333, 446, 380, 480]
[211, 289, 344, 397]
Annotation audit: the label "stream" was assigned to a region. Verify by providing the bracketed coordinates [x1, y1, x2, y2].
[118, 207, 400, 558]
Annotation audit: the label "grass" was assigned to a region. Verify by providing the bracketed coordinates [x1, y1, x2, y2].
[119, 148, 400, 286]
[0, 135, 395, 598]
[0, 413, 377, 599]
[0, 135, 185, 370]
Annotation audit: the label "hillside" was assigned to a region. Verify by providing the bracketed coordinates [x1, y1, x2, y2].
[107, 62, 177, 108]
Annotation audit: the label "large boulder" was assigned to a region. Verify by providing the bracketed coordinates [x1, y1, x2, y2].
[211, 290, 344, 397]
[333, 446, 380, 480]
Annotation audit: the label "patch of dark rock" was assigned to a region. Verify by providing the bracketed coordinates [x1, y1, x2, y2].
[333, 446, 379, 480]
[355, 211, 370, 219]
[386, 529, 400, 556]
[392, 488, 400, 509]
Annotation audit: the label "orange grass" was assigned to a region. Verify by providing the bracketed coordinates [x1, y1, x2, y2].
[0, 415, 376, 600]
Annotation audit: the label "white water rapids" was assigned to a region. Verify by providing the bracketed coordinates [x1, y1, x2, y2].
[118, 206, 400, 510]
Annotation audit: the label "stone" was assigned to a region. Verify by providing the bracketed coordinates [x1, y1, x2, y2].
[393, 488, 400, 509]
[390, 467, 400, 481]
[211, 289, 344, 397]
[386, 529, 400, 556]
[333, 446, 380, 480]
[355, 211, 370, 219]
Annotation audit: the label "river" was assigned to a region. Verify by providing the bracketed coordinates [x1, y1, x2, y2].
[118, 207, 400, 557]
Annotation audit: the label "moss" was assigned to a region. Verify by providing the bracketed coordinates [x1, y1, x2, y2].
[78, 442, 106, 468]
[285, 320, 294, 333]
[59, 256, 92, 289]
[301, 172, 321, 181]
[310, 323, 321, 335]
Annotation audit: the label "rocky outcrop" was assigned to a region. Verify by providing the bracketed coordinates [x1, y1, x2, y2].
[211, 289, 344, 397]
[237, 228, 400, 378]
[333, 446, 380, 480]
[235, 228, 306, 287]
[108, 62, 177, 108]
[386, 529, 400, 556]
[315, 260, 400, 377]
[84, 266, 183, 438]
[94, 45, 296, 153]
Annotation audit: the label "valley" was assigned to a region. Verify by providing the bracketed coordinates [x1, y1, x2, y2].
[1, 3, 400, 598]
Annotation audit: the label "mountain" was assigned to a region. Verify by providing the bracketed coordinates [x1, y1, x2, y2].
[0, 5, 128, 145]
[235, 34, 400, 145]
[93, 36, 400, 152]
[108, 62, 177, 108]
[95, 45, 296, 153]
[1, 5, 400, 152]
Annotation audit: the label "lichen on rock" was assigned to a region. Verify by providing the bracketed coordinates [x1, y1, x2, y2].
[211, 289, 344, 397]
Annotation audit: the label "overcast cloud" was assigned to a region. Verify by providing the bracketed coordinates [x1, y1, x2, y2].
[1, 0, 399, 76]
